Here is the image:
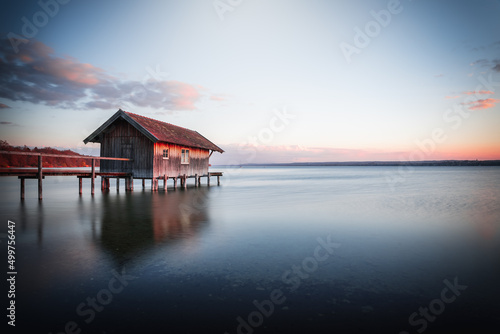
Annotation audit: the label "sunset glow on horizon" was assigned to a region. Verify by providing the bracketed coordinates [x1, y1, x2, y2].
[0, 0, 499, 164]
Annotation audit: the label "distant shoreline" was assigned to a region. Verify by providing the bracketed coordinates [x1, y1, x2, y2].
[214, 160, 500, 167]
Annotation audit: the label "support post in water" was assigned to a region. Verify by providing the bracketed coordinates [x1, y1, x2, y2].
[38, 155, 43, 200]
[91, 158, 95, 196]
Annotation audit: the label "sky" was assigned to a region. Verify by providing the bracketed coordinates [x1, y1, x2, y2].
[0, 0, 499, 164]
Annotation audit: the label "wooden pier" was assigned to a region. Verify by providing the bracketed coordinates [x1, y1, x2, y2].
[0, 151, 222, 200]
[126, 172, 223, 192]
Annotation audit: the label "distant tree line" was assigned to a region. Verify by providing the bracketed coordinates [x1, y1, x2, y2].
[0, 140, 97, 168]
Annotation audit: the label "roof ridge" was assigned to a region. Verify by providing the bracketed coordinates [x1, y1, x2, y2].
[123, 111, 198, 134]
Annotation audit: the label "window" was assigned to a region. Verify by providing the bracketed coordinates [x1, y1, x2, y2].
[181, 149, 189, 164]
[162, 149, 169, 159]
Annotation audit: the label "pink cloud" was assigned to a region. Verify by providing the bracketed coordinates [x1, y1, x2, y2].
[211, 144, 409, 164]
[462, 90, 494, 95]
[445, 95, 460, 99]
[12, 40, 105, 86]
[210, 95, 226, 101]
[462, 98, 500, 110]
[0, 103, 11, 108]
[0, 38, 205, 111]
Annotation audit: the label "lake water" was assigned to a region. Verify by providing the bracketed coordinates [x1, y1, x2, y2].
[1, 166, 499, 333]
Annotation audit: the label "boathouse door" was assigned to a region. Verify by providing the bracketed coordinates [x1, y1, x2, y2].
[121, 138, 133, 173]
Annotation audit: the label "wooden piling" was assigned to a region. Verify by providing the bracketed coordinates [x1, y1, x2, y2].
[79, 177, 83, 195]
[195, 174, 198, 187]
[103, 177, 110, 190]
[116, 178, 120, 191]
[142, 179, 145, 189]
[38, 155, 43, 200]
[183, 174, 187, 189]
[217, 175, 220, 186]
[164, 175, 168, 192]
[207, 173, 210, 187]
[91, 158, 95, 196]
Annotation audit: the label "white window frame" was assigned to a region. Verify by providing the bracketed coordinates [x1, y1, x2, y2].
[162, 149, 169, 159]
[181, 148, 190, 164]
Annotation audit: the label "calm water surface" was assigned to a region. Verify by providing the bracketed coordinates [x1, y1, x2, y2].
[1, 166, 499, 333]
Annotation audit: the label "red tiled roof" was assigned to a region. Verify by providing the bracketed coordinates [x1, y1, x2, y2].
[83, 109, 223, 152]
[124, 111, 224, 152]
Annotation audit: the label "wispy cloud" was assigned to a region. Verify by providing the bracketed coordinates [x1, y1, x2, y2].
[462, 90, 494, 95]
[470, 59, 490, 67]
[493, 59, 500, 72]
[462, 98, 500, 110]
[0, 39, 203, 111]
[470, 57, 500, 73]
[211, 144, 408, 164]
[0, 121, 20, 127]
[210, 95, 226, 102]
[446, 90, 498, 109]
[471, 40, 500, 52]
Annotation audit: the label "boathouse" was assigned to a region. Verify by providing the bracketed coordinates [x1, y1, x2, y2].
[83, 109, 224, 186]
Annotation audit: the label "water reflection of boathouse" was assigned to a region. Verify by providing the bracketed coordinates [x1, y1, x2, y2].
[98, 189, 210, 264]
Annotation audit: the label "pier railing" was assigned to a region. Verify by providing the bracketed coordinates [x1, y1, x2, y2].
[0, 151, 133, 199]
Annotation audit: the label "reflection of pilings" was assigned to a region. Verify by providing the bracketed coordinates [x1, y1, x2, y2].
[78, 194, 99, 242]
[90, 195, 98, 241]
[19, 201, 27, 232]
[37, 202, 43, 246]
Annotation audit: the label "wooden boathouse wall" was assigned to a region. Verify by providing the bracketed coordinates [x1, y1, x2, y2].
[100, 119, 154, 178]
[153, 142, 209, 178]
[99, 118, 212, 179]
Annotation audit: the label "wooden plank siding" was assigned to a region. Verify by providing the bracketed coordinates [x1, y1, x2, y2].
[83, 109, 223, 180]
[153, 142, 209, 178]
[100, 119, 154, 178]
[98, 119, 210, 179]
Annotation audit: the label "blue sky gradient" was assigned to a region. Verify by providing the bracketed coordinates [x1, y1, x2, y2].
[1, 0, 499, 163]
